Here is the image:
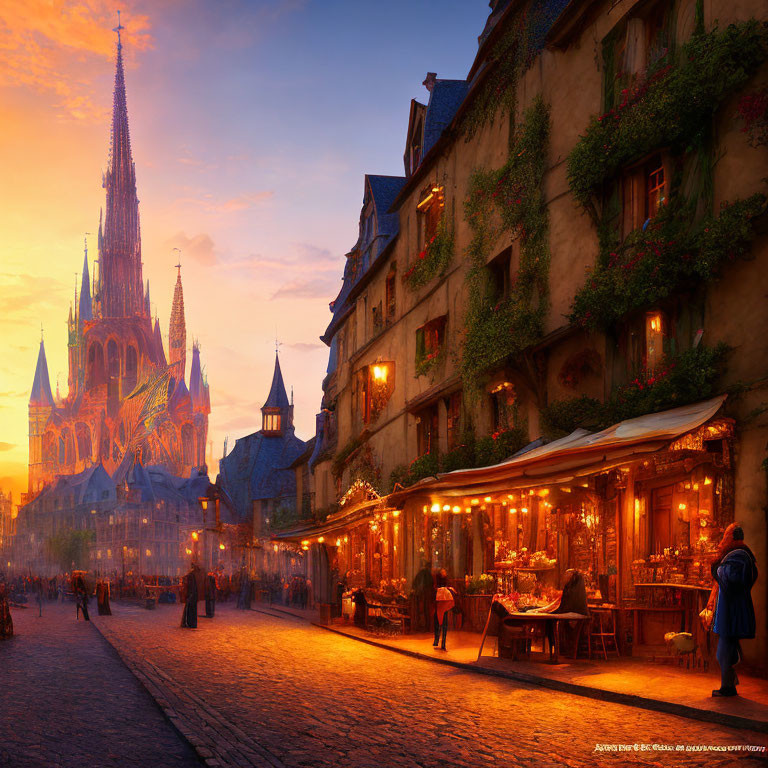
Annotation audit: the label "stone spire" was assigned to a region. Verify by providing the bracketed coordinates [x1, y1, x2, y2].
[144, 279, 151, 317]
[79, 240, 92, 323]
[100, 14, 144, 318]
[30, 337, 55, 407]
[169, 263, 186, 382]
[153, 316, 166, 365]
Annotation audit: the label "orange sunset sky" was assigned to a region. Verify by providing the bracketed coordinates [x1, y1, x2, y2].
[0, 1, 487, 500]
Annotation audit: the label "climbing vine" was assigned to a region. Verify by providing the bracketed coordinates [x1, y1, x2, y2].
[570, 193, 767, 329]
[462, 0, 573, 138]
[403, 218, 455, 291]
[460, 96, 550, 388]
[565, 20, 768, 328]
[540, 344, 729, 437]
[567, 21, 768, 213]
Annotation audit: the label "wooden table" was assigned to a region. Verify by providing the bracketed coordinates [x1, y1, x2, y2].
[477, 609, 588, 663]
[632, 583, 711, 647]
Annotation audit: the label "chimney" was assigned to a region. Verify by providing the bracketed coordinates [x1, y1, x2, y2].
[423, 72, 437, 93]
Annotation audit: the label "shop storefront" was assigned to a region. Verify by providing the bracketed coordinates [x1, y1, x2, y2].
[390, 396, 732, 661]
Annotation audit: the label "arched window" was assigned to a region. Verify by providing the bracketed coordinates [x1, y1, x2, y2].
[125, 345, 138, 393]
[86, 343, 105, 390]
[75, 423, 92, 462]
[60, 428, 74, 465]
[181, 424, 195, 467]
[107, 339, 120, 379]
[43, 431, 55, 463]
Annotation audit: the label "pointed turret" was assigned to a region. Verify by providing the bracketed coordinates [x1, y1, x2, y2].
[169, 263, 186, 382]
[153, 317, 166, 366]
[261, 351, 293, 435]
[79, 245, 92, 323]
[189, 341, 210, 414]
[144, 279, 151, 317]
[29, 339, 55, 407]
[100, 17, 143, 317]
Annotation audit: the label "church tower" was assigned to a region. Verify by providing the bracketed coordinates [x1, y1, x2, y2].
[99, 18, 144, 318]
[29, 337, 54, 495]
[169, 264, 186, 382]
[261, 351, 294, 436]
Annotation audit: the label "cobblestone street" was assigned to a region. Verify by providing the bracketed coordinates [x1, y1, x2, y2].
[88, 602, 766, 768]
[0, 601, 200, 768]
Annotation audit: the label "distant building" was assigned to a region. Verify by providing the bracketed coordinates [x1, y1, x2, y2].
[218, 352, 306, 541]
[26, 24, 210, 499]
[13, 23, 214, 578]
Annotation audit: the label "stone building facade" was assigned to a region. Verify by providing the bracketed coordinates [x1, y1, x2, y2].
[293, 0, 767, 670]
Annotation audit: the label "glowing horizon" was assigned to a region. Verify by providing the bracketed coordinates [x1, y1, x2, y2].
[0, 0, 487, 500]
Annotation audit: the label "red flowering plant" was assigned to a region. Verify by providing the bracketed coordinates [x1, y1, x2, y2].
[404, 219, 455, 291]
[567, 21, 768, 215]
[737, 87, 768, 147]
[541, 344, 729, 437]
[569, 193, 766, 329]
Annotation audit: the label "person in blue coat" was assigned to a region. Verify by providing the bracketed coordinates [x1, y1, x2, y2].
[711, 525, 758, 697]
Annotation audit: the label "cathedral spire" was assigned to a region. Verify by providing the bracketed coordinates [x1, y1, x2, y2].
[169, 260, 186, 382]
[30, 337, 55, 408]
[79, 238, 92, 323]
[100, 13, 143, 318]
[144, 278, 151, 316]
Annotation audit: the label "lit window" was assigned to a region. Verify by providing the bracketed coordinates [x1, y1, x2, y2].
[359, 363, 394, 423]
[645, 311, 666, 372]
[646, 156, 666, 219]
[416, 185, 445, 247]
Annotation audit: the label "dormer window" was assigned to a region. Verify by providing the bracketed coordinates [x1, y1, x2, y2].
[263, 408, 282, 435]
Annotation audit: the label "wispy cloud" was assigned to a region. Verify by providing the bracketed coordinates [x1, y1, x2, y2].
[174, 191, 274, 213]
[0, 0, 152, 119]
[0, 273, 69, 322]
[0, 442, 15, 452]
[271, 278, 340, 300]
[163, 232, 217, 267]
[285, 342, 325, 353]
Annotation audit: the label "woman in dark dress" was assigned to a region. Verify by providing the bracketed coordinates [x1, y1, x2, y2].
[73, 573, 90, 621]
[204, 571, 216, 618]
[181, 564, 199, 628]
[96, 580, 112, 616]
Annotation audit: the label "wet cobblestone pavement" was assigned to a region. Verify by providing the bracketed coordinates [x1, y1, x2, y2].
[0, 601, 200, 768]
[91, 601, 766, 768]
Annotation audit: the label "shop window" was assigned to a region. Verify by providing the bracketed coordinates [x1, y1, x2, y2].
[489, 382, 515, 432]
[621, 153, 669, 238]
[416, 404, 439, 455]
[415, 316, 447, 369]
[385, 268, 396, 323]
[358, 362, 394, 424]
[416, 184, 445, 247]
[488, 247, 512, 302]
[446, 392, 462, 450]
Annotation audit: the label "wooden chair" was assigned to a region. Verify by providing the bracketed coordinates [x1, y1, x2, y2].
[590, 608, 620, 660]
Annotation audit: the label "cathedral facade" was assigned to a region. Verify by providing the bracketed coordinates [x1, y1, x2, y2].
[27, 27, 210, 498]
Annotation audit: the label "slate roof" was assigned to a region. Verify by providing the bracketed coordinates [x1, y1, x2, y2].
[29, 339, 55, 407]
[322, 174, 405, 347]
[219, 429, 306, 516]
[422, 79, 470, 156]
